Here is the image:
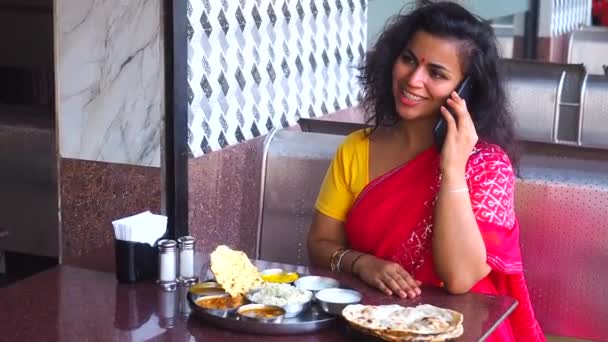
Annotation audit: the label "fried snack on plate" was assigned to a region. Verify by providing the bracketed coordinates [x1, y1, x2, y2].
[210, 245, 263, 297]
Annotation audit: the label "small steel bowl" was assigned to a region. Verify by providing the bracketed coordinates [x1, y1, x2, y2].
[294, 276, 340, 293]
[194, 294, 245, 318]
[246, 287, 313, 318]
[189, 281, 226, 297]
[282, 298, 312, 318]
[315, 288, 362, 316]
[237, 303, 286, 323]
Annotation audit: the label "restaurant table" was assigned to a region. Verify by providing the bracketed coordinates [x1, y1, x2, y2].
[0, 252, 517, 341]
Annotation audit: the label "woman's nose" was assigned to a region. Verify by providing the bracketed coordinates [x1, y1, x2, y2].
[407, 66, 426, 87]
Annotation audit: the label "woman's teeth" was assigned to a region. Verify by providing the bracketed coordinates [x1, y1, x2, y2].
[401, 89, 424, 101]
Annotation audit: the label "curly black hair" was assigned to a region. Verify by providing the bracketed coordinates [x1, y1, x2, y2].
[358, 1, 518, 164]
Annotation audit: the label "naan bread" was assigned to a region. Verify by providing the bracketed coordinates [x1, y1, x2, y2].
[210, 245, 263, 297]
[343, 304, 405, 331]
[343, 304, 463, 341]
[387, 304, 462, 335]
[369, 323, 464, 341]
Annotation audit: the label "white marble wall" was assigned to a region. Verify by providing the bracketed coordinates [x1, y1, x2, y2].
[55, 0, 163, 167]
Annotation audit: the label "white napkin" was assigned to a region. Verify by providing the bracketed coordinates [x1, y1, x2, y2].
[112, 211, 167, 246]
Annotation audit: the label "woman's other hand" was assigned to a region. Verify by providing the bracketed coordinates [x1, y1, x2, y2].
[439, 91, 478, 175]
[354, 254, 422, 299]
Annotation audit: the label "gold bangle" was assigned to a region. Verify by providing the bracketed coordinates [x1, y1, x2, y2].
[336, 249, 352, 273]
[329, 248, 345, 272]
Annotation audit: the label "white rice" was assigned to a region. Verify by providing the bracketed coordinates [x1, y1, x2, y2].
[250, 283, 312, 306]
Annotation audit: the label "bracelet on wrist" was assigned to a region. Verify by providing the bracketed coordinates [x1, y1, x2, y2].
[329, 248, 345, 272]
[337, 249, 354, 273]
[350, 253, 365, 275]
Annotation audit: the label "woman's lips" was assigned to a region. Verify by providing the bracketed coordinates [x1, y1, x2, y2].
[398, 88, 425, 107]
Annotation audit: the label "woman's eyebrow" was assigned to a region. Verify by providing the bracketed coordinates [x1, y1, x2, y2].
[404, 48, 452, 75]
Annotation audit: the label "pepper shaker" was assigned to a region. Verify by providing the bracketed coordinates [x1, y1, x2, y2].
[177, 236, 198, 285]
[157, 239, 177, 291]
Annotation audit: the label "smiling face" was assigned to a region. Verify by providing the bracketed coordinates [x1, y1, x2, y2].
[392, 30, 467, 122]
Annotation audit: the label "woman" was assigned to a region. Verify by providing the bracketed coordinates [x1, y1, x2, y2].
[307, 2, 544, 341]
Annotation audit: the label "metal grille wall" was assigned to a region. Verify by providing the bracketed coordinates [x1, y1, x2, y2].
[538, 0, 592, 37]
[186, 0, 367, 157]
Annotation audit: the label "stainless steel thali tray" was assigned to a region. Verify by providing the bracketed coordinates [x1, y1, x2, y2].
[187, 291, 337, 335]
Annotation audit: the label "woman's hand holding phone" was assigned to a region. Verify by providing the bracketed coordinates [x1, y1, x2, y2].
[439, 91, 478, 177]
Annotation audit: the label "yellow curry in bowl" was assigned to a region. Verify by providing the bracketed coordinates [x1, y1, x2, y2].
[261, 272, 300, 284]
[189, 281, 226, 296]
[237, 303, 286, 323]
[195, 294, 245, 310]
[239, 306, 284, 319]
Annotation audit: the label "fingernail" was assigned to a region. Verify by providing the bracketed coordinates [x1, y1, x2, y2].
[399, 291, 407, 299]
[408, 291, 416, 298]
[416, 288, 421, 295]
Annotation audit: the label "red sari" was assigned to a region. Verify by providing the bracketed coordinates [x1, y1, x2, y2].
[345, 141, 545, 341]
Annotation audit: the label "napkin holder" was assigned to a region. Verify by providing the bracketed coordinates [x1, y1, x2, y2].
[115, 239, 159, 284]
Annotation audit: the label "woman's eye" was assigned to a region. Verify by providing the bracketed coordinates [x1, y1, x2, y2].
[401, 54, 415, 64]
[430, 70, 446, 79]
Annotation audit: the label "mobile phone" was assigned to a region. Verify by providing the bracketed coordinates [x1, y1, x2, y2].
[433, 76, 473, 151]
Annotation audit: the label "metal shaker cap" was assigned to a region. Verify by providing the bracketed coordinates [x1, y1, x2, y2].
[177, 236, 196, 249]
[158, 239, 177, 252]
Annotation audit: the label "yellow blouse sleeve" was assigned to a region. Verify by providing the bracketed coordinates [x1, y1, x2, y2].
[315, 130, 368, 221]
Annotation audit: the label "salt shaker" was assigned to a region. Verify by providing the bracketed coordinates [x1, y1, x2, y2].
[177, 236, 198, 285]
[157, 239, 177, 291]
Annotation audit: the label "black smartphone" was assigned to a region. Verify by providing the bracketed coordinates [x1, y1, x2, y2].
[433, 76, 473, 151]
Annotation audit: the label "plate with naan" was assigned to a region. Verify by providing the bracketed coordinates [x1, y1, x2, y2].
[342, 304, 464, 341]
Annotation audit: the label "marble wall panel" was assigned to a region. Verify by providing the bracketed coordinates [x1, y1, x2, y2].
[55, 0, 163, 167]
